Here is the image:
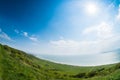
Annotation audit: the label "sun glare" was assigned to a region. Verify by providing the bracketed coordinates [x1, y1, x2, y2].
[85, 3, 98, 15]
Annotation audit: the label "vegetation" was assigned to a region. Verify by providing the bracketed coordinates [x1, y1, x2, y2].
[0, 44, 120, 80]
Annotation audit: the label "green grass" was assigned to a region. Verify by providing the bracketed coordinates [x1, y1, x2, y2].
[0, 44, 120, 80]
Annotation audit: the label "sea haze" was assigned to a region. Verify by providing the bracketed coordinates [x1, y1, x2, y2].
[36, 50, 120, 66]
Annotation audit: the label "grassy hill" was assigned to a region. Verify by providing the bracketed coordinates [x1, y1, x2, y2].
[0, 44, 120, 80]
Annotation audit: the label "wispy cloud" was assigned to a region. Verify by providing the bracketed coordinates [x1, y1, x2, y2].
[14, 29, 19, 34]
[82, 22, 114, 39]
[14, 29, 39, 42]
[0, 28, 13, 41]
[116, 4, 120, 21]
[23, 32, 38, 42]
[23, 32, 28, 37]
[29, 37, 38, 42]
[49, 36, 120, 55]
[47, 20, 119, 55]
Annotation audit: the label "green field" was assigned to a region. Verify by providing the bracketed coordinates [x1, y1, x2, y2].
[0, 44, 120, 80]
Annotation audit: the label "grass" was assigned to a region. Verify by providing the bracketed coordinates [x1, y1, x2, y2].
[0, 44, 120, 80]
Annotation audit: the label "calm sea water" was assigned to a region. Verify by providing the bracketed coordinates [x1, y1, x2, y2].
[36, 50, 120, 66]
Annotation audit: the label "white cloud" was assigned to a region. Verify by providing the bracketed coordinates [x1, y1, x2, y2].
[82, 26, 97, 35]
[25, 21, 119, 55]
[116, 4, 120, 21]
[48, 36, 120, 55]
[29, 37, 38, 42]
[50, 39, 79, 47]
[14, 29, 19, 34]
[23, 32, 38, 42]
[49, 39, 94, 55]
[23, 32, 28, 37]
[49, 39, 80, 55]
[0, 32, 12, 40]
[82, 22, 114, 39]
[46, 22, 120, 55]
[0, 28, 13, 41]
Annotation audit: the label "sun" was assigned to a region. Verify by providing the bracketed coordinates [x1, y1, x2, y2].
[85, 3, 98, 15]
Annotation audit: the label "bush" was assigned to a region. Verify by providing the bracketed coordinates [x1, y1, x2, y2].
[115, 63, 120, 70]
[3, 45, 11, 52]
[86, 71, 97, 78]
[73, 73, 86, 78]
[97, 68, 105, 72]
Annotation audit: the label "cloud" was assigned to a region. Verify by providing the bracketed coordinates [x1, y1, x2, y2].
[49, 39, 96, 55]
[23, 32, 28, 37]
[0, 28, 13, 41]
[48, 36, 120, 55]
[26, 21, 119, 55]
[14, 29, 39, 42]
[29, 37, 38, 42]
[23, 32, 38, 42]
[0, 32, 12, 40]
[48, 39, 79, 55]
[47, 21, 119, 55]
[14, 29, 19, 34]
[116, 4, 120, 21]
[82, 22, 114, 39]
[50, 39, 79, 47]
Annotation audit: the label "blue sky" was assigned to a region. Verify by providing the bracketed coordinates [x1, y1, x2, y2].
[0, 0, 120, 55]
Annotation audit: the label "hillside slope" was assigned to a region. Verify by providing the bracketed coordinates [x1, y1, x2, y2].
[0, 44, 120, 80]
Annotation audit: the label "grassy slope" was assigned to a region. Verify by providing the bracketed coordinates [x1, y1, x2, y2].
[0, 44, 120, 80]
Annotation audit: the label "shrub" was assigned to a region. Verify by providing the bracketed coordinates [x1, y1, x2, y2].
[97, 68, 105, 72]
[86, 71, 97, 78]
[73, 73, 86, 78]
[3, 45, 11, 52]
[115, 63, 120, 70]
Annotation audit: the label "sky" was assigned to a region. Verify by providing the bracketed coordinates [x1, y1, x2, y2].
[0, 0, 120, 55]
